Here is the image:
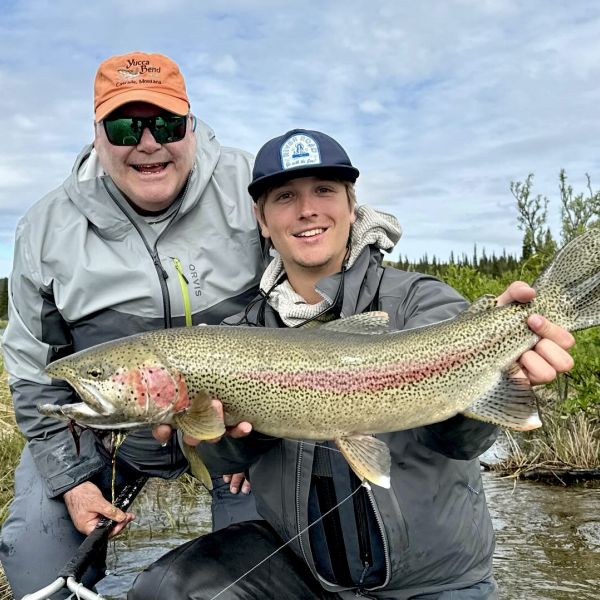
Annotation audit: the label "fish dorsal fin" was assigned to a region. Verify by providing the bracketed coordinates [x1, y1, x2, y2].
[336, 434, 391, 488]
[319, 311, 390, 335]
[462, 367, 542, 431]
[457, 294, 498, 318]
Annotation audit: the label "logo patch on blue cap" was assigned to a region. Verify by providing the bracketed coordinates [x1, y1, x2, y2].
[280, 134, 321, 170]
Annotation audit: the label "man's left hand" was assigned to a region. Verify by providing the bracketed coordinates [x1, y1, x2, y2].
[497, 281, 575, 385]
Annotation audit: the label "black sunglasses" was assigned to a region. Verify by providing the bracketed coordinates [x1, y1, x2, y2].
[103, 114, 189, 146]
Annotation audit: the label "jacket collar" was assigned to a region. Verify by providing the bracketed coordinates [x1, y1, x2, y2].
[258, 246, 385, 328]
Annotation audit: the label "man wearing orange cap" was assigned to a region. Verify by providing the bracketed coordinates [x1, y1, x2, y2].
[0, 51, 264, 598]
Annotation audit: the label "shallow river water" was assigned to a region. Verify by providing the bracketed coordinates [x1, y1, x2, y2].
[96, 471, 600, 600]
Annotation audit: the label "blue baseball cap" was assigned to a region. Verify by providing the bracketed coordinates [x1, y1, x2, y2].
[248, 129, 360, 201]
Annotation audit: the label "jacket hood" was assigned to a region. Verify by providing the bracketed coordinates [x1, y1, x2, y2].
[61, 119, 221, 240]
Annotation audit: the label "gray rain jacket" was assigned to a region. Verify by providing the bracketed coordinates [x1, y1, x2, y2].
[2, 120, 265, 498]
[206, 246, 499, 598]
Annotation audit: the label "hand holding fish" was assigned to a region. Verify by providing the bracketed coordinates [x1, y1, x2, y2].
[63, 481, 135, 537]
[496, 281, 575, 384]
[152, 398, 252, 446]
[152, 400, 253, 494]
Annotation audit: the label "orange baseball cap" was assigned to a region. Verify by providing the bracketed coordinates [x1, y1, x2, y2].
[94, 51, 190, 121]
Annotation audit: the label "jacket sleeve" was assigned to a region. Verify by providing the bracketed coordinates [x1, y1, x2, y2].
[385, 273, 498, 459]
[2, 220, 105, 497]
[196, 433, 278, 475]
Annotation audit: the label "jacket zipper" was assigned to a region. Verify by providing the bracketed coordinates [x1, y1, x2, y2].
[295, 441, 312, 566]
[104, 182, 172, 328]
[172, 257, 192, 326]
[353, 483, 373, 584]
[363, 485, 391, 592]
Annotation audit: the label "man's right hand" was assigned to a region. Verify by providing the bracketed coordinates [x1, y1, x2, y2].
[63, 481, 134, 537]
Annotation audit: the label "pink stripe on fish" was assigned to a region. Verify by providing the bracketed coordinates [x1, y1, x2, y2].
[238, 347, 479, 393]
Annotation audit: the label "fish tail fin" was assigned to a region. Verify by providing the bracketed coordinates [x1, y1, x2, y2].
[533, 227, 600, 332]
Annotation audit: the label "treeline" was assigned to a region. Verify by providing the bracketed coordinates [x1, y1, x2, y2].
[391, 169, 600, 288]
[395, 248, 521, 279]
[0, 278, 7, 320]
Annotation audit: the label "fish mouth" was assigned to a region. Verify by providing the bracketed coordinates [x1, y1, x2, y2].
[38, 401, 150, 430]
[60, 378, 116, 416]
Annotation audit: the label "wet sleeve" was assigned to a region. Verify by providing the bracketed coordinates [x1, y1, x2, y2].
[387, 274, 499, 459]
[2, 224, 105, 497]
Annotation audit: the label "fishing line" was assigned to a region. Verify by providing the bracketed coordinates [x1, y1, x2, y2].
[297, 440, 345, 455]
[248, 437, 346, 457]
[209, 480, 368, 600]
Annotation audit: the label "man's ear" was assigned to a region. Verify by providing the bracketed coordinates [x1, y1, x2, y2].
[350, 205, 357, 225]
[253, 204, 271, 239]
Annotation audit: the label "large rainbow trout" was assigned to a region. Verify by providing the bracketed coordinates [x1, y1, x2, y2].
[39, 229, 600, 488]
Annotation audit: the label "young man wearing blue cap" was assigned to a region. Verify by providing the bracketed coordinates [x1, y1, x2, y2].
[135, 129, 575, 599]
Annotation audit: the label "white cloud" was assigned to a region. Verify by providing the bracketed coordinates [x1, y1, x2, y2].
[359, 100, 384, 115]
[213, 55, 238, 76]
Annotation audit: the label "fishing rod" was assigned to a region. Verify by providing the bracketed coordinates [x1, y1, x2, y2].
[21, 475, 148, 600]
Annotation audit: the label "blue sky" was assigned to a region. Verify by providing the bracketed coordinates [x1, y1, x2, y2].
[1, 0, 600, 277]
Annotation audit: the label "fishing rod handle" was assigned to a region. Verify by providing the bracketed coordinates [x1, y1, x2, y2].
[57, 475, 149, 580]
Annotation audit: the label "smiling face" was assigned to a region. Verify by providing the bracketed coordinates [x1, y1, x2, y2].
[94, 102, 196, 212]
[256, 176, 356, 284]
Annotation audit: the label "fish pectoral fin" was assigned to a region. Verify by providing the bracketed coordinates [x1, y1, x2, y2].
[318, 312, 390, 335]
[462, 369, 542, 431]
[181, 442, 213, 490]
[336, 434, 391, 489]
[173, 390, 226, 441]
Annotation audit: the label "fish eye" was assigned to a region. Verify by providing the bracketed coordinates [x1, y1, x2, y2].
[87, 368, 103, 379]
